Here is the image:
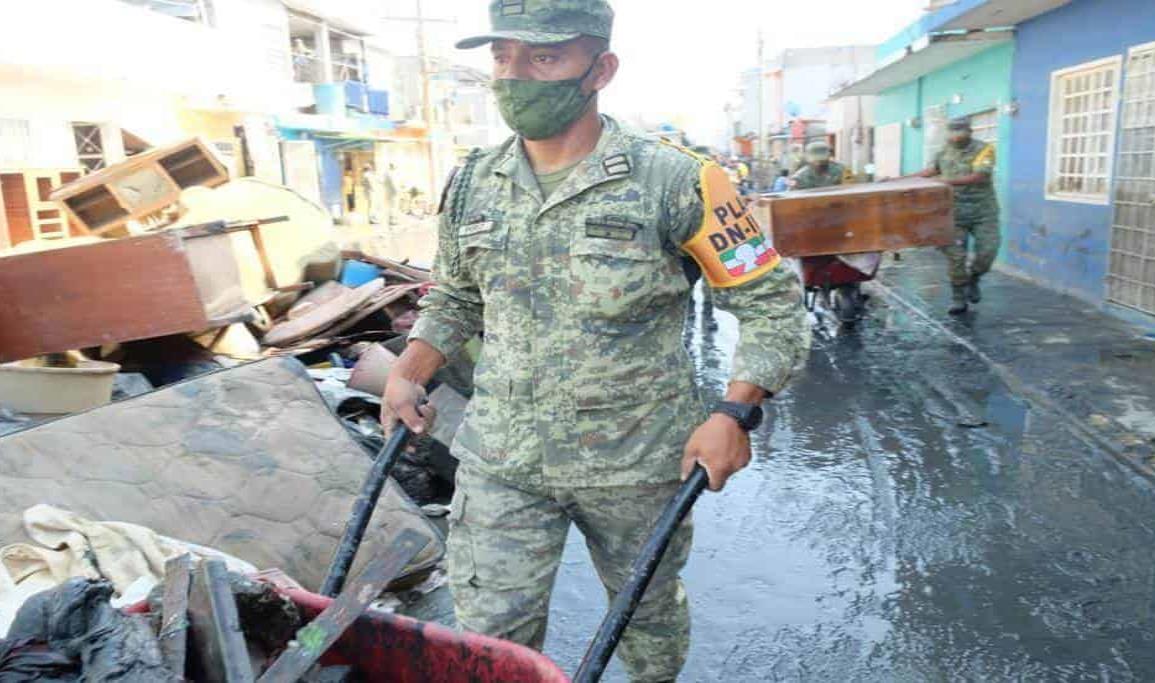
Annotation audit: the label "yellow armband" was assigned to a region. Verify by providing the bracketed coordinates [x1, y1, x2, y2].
[680, 163, 780, 288]
[974, 144, 996, 172]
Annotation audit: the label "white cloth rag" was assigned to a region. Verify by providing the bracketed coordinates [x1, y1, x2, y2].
[0, 504, 257, 637]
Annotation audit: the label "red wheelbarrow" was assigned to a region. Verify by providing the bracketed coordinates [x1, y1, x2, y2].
[282, 587, 569, 682]
[800, 251, 882, 326]
[130, 585, 568, 682]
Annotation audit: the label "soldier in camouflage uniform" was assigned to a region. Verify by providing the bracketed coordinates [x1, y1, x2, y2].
[920, 116, 1000, 315]
[383, 2, 810, 680]
[791, 140, 845, 190]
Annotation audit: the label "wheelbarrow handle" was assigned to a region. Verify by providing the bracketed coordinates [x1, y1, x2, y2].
[320, 414, 420, 597]
[573, 465, 710, 683]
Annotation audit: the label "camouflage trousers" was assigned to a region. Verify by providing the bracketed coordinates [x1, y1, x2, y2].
[940, 218, 1001, 287]
[448, 465, 693, 683]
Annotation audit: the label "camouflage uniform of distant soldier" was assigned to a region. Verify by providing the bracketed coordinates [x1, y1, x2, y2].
[925, 117, 1000, 314]
[791, 141, 845, 190]
[389, 2, 810, 681]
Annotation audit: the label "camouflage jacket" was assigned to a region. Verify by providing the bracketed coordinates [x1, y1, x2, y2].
[934, 139, 998, 222]
[410, 116, 809, 487]
[791, 161, 846, 190]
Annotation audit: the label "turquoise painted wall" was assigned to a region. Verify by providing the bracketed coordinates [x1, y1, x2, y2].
[875, 41, 1015, 246]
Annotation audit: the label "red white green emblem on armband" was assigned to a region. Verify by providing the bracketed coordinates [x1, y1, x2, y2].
[721, 235, 775, 277]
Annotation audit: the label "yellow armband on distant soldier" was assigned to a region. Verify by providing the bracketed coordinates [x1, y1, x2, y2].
[974, 143, 996, 173]
[680, 163, 780, 288]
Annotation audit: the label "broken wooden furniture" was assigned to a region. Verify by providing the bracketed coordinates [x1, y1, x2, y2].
[0, 169, 86, 247]
[755, 178, 955, 257]
[0, 217, 315, 362]
[49, 138, 228, 236]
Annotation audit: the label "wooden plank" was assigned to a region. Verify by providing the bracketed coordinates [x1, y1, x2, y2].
[159, 554, 194, 678]
[188, 559, 254, 683]
[0, 232, 209, 361]
[0, 173, 33, 245]
[257, 530, 429, 683]
[757, 178, 956, 258]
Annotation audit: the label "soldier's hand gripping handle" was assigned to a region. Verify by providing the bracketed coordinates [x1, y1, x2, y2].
[383, 376, 436, 435]
[382, 339, 445, 435]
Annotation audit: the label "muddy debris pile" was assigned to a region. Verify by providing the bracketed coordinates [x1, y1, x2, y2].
[0, 570, 368, 682]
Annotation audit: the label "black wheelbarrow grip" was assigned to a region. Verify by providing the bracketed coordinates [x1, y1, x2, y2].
[320, 412, 421, 598]
[573, 465, 711, 683]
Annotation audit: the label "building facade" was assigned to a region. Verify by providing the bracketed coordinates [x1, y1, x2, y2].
[0, 0, 498, 246]
[836, 0, 1155, 324]
[734, 45, 877, 182]
[1007, 0, 1155, 321]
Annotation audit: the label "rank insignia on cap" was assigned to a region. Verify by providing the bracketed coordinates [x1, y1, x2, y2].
[603, 154, 631, 176]
[500, 0, 526, 16]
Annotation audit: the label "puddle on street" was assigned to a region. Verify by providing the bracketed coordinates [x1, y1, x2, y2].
[545, 284, 1155, 682]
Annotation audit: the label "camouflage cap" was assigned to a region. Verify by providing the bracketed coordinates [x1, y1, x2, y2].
[948, 116, 972, 131]
[456, 0, 614, 50]
[805, 140, 831, 159]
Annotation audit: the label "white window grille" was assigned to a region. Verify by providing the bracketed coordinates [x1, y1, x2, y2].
[1107, 42, 1155, 316]
[1045, 56, 1122, 204]
[72, 123, 106, 173]
[969, 109, 998, 144]
[330, 29, 366, 83]
[0, 118, 32, 168]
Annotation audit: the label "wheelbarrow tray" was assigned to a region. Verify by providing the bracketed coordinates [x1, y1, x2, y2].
[130, 586, 569, 682]
[284, 588, 570, 682]
[801, 254, 879, 289]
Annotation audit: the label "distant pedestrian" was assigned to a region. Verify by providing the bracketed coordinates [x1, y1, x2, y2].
[915, 117, 999, 315]
[382, 164, 398, 226]
[361, 164, 379, 223]
[342, 169, 355, 212]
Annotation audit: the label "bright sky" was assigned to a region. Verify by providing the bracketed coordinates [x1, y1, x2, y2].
[381, 0, 927, 144]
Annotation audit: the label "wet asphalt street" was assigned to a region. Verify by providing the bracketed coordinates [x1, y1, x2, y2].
[542, 277, 1155, 682]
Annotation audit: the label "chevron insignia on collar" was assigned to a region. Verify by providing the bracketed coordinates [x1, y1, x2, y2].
[603, 154, 631, 176]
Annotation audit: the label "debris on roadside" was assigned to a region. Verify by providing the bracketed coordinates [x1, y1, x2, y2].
[0, 141, 491, 680]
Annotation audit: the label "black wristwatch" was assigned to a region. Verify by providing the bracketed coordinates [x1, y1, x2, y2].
[712, 401, 764, 432]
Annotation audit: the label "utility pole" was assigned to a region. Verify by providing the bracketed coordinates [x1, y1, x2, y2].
[415, 0, 436, 197]
[385, 1, 454, 198]
[756, 30, 765, 188]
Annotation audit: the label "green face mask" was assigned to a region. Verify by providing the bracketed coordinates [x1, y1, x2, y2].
[493, 53, 603, 140]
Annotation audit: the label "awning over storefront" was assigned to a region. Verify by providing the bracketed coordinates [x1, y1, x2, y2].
[934, 0, 1071, 31]
[832, 31, 1012, 98]
[275, 111, 397, 138]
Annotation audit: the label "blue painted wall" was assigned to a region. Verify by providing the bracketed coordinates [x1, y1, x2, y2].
[1008, 0, 1155, 305]
[875, 41, 1015, 239]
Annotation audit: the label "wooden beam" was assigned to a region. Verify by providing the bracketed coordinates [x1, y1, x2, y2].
[159, 554, 194, 678]
[257, 530, 428, 683]
[188, 559, 254, 683]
